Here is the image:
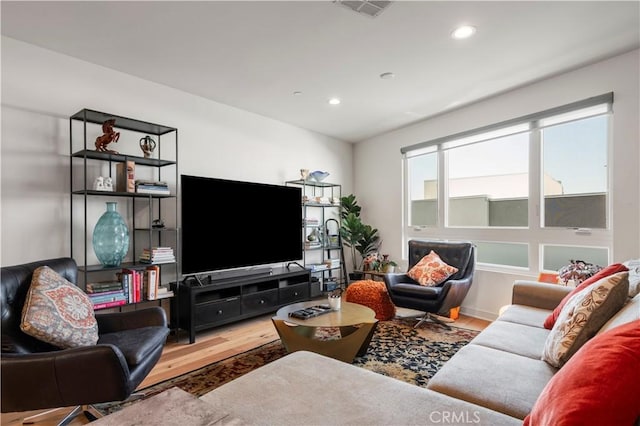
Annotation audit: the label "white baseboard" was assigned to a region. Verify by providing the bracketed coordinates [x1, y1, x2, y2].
[460, 306, 498, 322]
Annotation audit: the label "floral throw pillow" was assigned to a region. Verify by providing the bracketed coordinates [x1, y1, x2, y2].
[407, 250, 459, 287]
[542, 271, 629, 368]
[21, 266, 98, 349]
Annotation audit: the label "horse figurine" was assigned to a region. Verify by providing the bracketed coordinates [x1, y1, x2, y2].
[95, 119, 120, 153]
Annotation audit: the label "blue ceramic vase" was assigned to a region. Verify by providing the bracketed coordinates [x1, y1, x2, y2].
[92, 202, 129, 267]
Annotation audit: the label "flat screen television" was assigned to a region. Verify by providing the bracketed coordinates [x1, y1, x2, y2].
[180, 174, 302, 276]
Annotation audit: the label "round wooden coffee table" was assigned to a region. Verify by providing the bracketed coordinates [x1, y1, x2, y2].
[272, 300, 378, 363]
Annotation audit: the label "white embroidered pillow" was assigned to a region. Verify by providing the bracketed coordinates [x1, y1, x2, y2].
[542, 271, 629, 368]
[21, 266, 98, 348]
[407, 250, 459, 287]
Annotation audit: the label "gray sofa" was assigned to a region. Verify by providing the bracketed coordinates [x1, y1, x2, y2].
[199, 280, 640, 425]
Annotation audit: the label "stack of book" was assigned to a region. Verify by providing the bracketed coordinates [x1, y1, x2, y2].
[304, 242, 322, 250]
[324, 258, 341, 269]
[156, 285, 175, 299]
[119, 265, 163, 302]
[139, 247, 176, 264]
[135, 180, 170, 195]
[86, 280, 127, 310]
[306, 263, 328, 272]
[303, 217, 319, 226]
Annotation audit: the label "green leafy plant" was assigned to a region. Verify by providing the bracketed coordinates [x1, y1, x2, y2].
[371, 254, 398, 273]
[340, 195, 381, 271]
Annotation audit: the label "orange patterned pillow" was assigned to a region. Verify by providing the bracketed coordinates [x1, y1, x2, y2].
[407, 250, 458, 287]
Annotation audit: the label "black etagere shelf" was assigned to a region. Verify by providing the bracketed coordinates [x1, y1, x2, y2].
[69, 108, 180, 313]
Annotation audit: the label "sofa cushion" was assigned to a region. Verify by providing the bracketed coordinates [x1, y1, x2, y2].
[597, 292, 640, 334]
[497, 305, 551, 328]
[426, 344, 557, 420]
[470, 321, 550, 359]
[20, 266, 98, 349]
[543, 263, 628, 329]
[623, 258, 640, 298]
[542, 271, 628, 368]
[200, 350, 522, 426]
[407, 250, 458, 287]
[524, 319, 640, 426]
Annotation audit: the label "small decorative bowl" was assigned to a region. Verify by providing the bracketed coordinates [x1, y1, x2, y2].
[309, 170, 330, 182]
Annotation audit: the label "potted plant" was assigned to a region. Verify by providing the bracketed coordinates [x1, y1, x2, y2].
[340, 195, 381, 280]
[372, 254, 398, 273]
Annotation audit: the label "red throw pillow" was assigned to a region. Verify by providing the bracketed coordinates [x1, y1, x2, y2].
[524, 319, 640, 426]
[543, 263, 628, 329]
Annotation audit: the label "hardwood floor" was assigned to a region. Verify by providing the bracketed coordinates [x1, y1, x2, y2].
[1, 312, 490, 426]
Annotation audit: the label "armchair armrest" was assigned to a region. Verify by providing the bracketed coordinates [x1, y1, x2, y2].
[512, 280, 572, 310]
[437, 276, 473, 313]
[383, 273, 413, 287]
[96, 306, 167, 333]
[1, 344, 131, 412]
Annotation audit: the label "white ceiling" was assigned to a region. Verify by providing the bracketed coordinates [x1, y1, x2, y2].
[2, 1, 639, 142]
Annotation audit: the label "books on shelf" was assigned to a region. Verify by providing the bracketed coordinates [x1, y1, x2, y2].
[136, 187, 171, 195]
[324, 258, 341, 268]
[304, 241, 322, 249]
[89, 263, 171, 306]
[86, 280, 124, 293]
[88, 291, 127, 304]
[121, 268, 138, 303]
[145, 265, 160, 300]
[93, 299, 127, 310]
[155, 286, 174, 299]
[306, 263, 328, 272]
[116, 160, 135, 192]
[139, 247, 176, 264]
[135, 180, 170, 195]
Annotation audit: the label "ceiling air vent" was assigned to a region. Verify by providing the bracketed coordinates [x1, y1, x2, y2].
[334, 1, 394, 18]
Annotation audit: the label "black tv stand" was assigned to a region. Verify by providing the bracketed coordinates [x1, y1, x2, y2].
[173, 266, 311, 343]
[286, 261, 305, 271]
[183, 275, 206, 287]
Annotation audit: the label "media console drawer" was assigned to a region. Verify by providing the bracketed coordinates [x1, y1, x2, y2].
[242, 289, 278, 315]
[279, 282, 310, 304]
[195, 298, 241, 326]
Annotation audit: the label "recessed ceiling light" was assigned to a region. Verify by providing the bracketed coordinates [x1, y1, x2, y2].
[328, 98, 341, 105]
[380, 72, 395, 79]
[451, 25, 476, 40]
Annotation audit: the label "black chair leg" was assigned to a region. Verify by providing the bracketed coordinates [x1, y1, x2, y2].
[415, 312, 451, 329]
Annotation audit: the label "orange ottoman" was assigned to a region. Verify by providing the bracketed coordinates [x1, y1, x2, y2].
[345, 279, 396, 321]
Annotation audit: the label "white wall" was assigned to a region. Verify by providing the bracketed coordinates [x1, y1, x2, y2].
[354, 49, 640, 320]
[1, 36, 353, 266]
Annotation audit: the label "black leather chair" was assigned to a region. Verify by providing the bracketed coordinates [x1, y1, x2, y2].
[384, 240, 475, 328]
[1, 257, 170, 425]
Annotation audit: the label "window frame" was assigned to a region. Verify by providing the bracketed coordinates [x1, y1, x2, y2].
[401, 93, 613, 274]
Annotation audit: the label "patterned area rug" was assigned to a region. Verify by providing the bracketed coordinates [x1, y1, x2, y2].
[96, 318, 477, 415]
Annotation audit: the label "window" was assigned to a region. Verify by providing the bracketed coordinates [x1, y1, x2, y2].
[402, 93, 612, 273]
[447, 132, 530, 227]
[407, 148, 437, 226]
[541, 114, 609, 229]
